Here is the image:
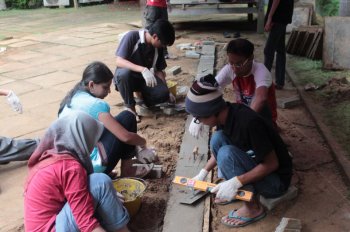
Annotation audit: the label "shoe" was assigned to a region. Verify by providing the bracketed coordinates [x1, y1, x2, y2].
[275, 84, 284, 90]
[221, 209, 266, 228]
[124, 107, 141, 123]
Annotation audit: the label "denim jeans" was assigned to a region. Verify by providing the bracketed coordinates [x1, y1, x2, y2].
[99, 110, 137, 174]
[114, 68, 170, 108]
[55, 173, 129, 231]
[264, 23, 287, 87]
[0, 136, 39, 163]
[210, 130, 286, 198]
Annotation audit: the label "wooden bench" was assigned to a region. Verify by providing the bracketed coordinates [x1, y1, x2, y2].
[168, 0, 265, 33]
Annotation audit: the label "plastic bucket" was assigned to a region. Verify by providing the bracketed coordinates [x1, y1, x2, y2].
[113, 178, 146, 217]
[167, 80, 177, 97]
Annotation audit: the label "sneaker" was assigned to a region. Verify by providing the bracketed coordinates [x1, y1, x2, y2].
[275, 84, 284, 90]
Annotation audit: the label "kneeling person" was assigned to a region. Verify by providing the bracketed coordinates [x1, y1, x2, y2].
[186, 79, 292, 228]
[114, 19, 176, 119]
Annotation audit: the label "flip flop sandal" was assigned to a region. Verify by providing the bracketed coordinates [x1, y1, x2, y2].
[221, 209, 266, 228]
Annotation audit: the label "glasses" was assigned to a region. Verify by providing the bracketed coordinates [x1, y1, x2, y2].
[231, 57, 252, 69]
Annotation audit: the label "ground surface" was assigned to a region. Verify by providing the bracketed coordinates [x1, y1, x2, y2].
[0, 3, 350, 232]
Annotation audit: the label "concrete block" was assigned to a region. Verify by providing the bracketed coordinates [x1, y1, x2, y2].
[166, 66, 182, 75]
[260, 185, 298, 210]
[323, 17, 350, 70]
[277, 95, 301, 109]
[201, 45, 215, 56]
[286, 6, 313, 33]
[176, 43, 192, 50]
[185, 50, 200, 59]
[275, 217, 302, 232]
[202, 40, 215, 45]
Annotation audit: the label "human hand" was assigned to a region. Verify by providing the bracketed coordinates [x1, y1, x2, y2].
[189, 118, 203, 139]
[136, 146, 159, 164]
[116, 192, 125, 203]
[192, 169, 209, 181]
[169, 93, 176, 103]
[142, 68, 157, 87]
[264, 18, 273, 32]
[210, 176, 242, 201]
[6, 91, 23, 114]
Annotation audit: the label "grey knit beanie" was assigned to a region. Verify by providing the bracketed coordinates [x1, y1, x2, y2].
[185, 74, 226, 118]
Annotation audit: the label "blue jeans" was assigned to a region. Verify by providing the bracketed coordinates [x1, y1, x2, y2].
[55, 173, 129, 231]
[99, 110, 137, 174]
[114, 68, 170, 108]
[264, 23, 287, 87]
[210, 131, 286, 198]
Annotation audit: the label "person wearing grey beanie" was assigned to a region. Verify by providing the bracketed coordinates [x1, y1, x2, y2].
[185, 78, 292, 228]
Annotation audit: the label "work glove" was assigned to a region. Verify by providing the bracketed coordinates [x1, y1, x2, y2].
[169, 93, 176, 103]
[6, 91, 23, 114]
[210, 176, 243, 201]
[116, 192, 125, 203]
[136, 146, 159, 164]
[192, 168, 208, 181]
[142, 68, 157, 88]
[188, 118, 203, 139]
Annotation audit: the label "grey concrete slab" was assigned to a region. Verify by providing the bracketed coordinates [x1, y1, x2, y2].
[0, 62, 30, 74]
[26, 71, 80, 88]
[323, 17, 350, 70]
[162, 116, 210, 232]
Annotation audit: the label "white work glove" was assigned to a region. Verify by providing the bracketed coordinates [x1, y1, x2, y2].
[188, 118, 203, 139]
[192, 169, 209, 181]
[116, 192, 125, 203]
[169, 93, 176, 103]
[6, 91, 23, 114]
[210, 176, 243, 201]
[136, 146, 159, 164]
[141, 68, 157, 87]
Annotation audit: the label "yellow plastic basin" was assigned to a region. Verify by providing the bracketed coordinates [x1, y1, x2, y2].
[113, 178, 146, 217]
[167, 80, 177, 97]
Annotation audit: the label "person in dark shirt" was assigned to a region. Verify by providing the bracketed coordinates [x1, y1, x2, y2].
[113, 19, 175, 121]
[186, 77, 292, 228]
[264, 0, 294, 89]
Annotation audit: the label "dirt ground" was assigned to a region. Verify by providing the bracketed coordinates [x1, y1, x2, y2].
[1, 4, 350, 232]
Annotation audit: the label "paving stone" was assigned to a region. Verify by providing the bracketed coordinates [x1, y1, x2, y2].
[201, 45, 215, 56]
[275, 217, 302, 232]
[277, 95, 301, 109]
[166, 66, 182, 75]
[176, 43, 192, 50]
[202, 40, 215, 45]
[260, 185, 298, 210]
[185, 50, 200, 59]
[8, 40, 40, 48]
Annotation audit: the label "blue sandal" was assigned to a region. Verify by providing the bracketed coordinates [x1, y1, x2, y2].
[221, 209, 266, 228]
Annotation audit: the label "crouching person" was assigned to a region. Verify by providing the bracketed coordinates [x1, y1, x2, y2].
[24, 112, 129, 232]
[186, 78, 292, 228]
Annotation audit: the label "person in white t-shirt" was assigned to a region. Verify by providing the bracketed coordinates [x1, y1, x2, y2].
[189, 39, 278, 139]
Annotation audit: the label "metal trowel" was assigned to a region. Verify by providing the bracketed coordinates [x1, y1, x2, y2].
[179, 190, 210, 205]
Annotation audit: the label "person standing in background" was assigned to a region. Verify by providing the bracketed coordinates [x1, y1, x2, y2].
[263, 0, 294, 90]
[143, 0, 172, 59]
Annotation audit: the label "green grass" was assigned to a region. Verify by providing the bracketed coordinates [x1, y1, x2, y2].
[323, 101, 350, 155]
[288, 56, 350, 158]
[288, 56, 350, 86]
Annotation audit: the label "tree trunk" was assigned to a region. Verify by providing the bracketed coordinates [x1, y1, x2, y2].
[0, 0, 6, 10]
[339, 0, 350, 16]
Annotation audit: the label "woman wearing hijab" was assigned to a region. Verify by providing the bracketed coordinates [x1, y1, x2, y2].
[24, 112, 130, 232]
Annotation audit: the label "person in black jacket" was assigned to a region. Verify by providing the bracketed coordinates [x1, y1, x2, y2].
[264, 0, 294, 90]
